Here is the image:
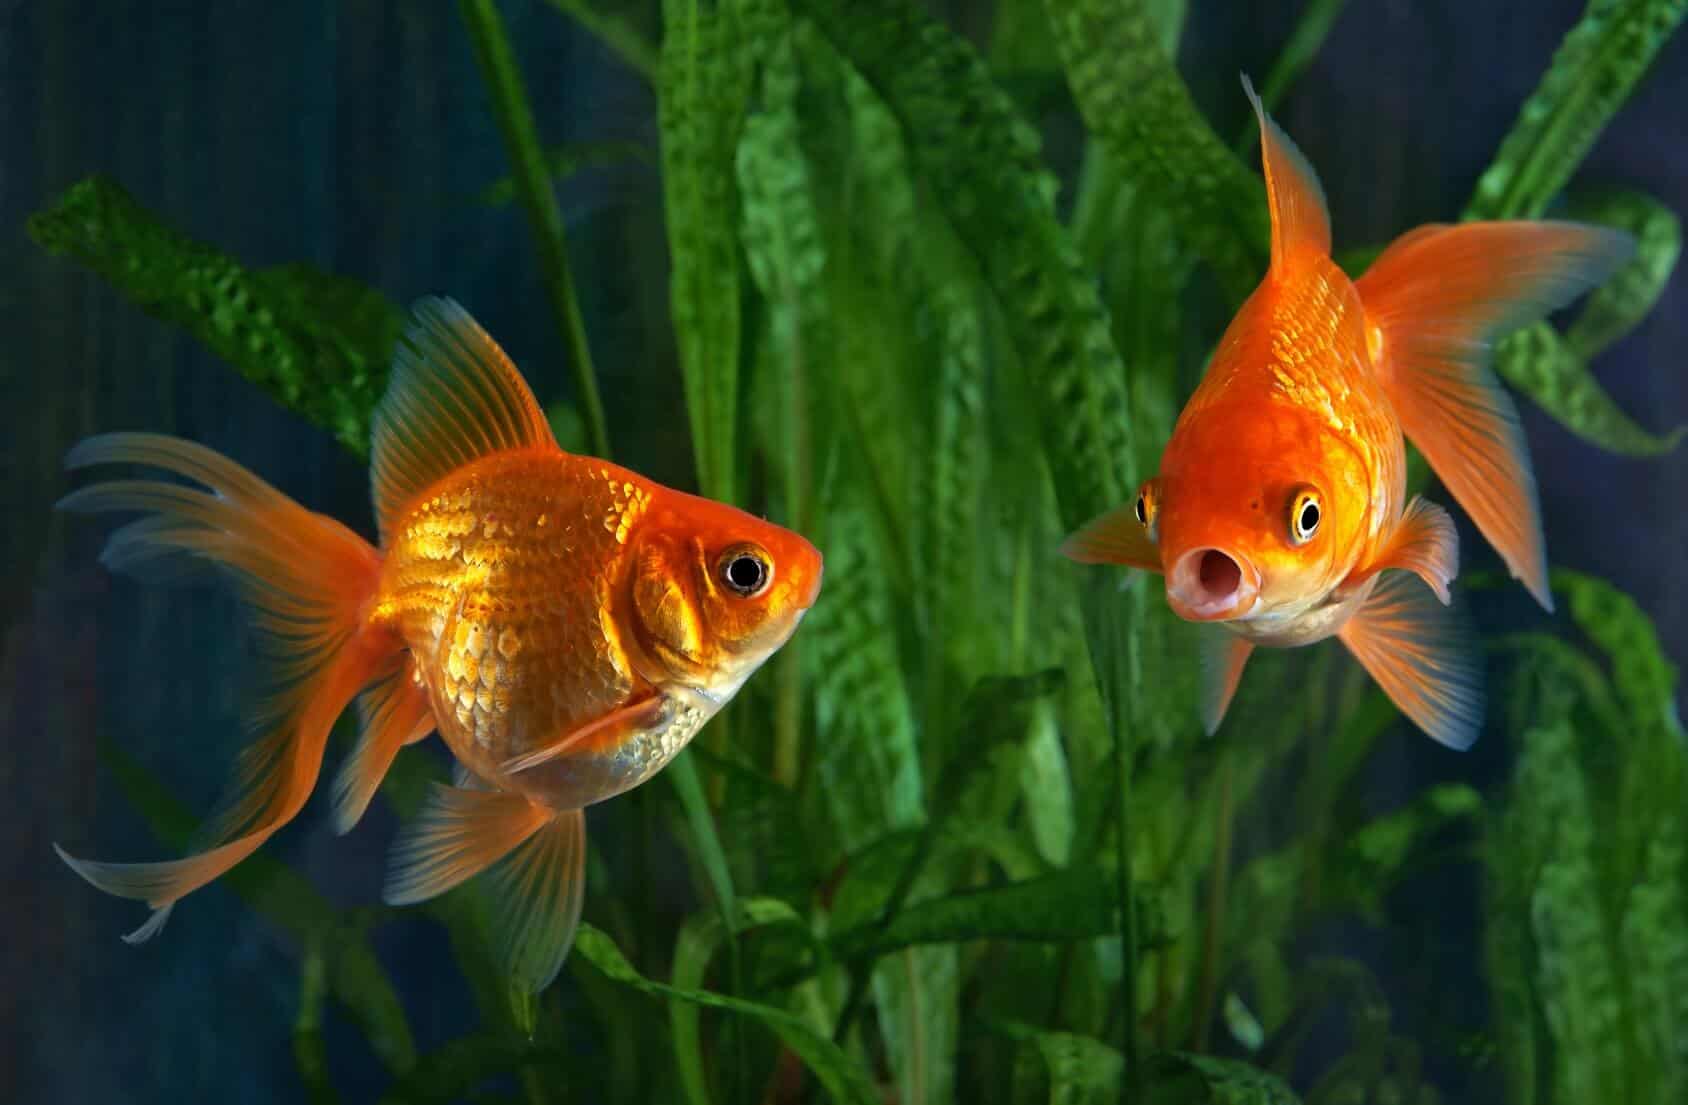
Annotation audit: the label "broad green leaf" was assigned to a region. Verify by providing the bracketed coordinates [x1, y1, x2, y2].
[659, 0, 761, 502]
[1552, 569, 1683, 739]
[575, 924, 879, 1105]
[1496, 323, 1684, 456]
[794, 0, 1134, 532]
[992, 1020, 1126, 1105]
[292, 939, 337, 1105]
[1465, 0, 1687, 220]
[1141, 1051, 1302, 1103]
[1042, 0, 1269, 298]
[1566, 190, 1682, 358]
[28, 176, 399, 455]
[96, 736, 417, 1075]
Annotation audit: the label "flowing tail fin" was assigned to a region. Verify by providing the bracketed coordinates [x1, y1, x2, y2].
[1355, 221, 1632, 609]
[53, 433, 393, 942]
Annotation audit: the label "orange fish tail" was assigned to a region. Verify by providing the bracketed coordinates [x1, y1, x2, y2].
[1355, 221, 1632, 609]
[54, 433, 395, 942]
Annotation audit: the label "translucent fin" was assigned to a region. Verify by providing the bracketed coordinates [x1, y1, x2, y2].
[370, 298, 558, 540]
[485, 809, 588, 993]
[1059, 504, 1163, 572]
[55, 434, 390, 937]
[1198, 631, 1255, 736]
[1241, 73, 1330, 268]
[1356, 222, 1633, 609]
[1346, 497, 1459, 605]
[383, 784, 550, 906]
[332, 658, 436, 835]
[499, 695, 668, 775]
[1338, 572, 1484, 751]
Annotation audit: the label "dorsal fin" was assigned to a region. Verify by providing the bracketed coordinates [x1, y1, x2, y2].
[1242, 74, 1331, 269]
[370, 298, 558, 540]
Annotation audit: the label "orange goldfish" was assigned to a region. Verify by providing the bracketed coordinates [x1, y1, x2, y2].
[1062, 78, 1631, 750]
[56, 299, 822, 990]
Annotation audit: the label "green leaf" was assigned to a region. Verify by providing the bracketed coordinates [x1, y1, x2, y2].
[1141, 1051, 1302, 1103]
[992, 1020, 1126, 1105]
[1465, 0, 1688, 220]
[1552, 569, 1683, 739]
[794, 0, 1135, 532]
[1496, 322, 1684, 457]
[1042, 0, 1269, 298]
[670, 898, 815, 1105]
[28, 175, 400, 455]
[541, 0, 660, 80]
[829, 867, 1164, 962]
[1234, 0, 1351, 145]
[292, 938, 338, 1105]
[96, 735, 417, 1075]
[574, 923, 879, 1105]
[1565, 189, 1682, 358]
[374, 1033, 576, 1105]
[659, 0, 762, 502]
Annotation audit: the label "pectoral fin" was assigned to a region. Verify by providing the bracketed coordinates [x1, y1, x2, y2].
[1343, 497, 1459, 605]
[1059, 504, 1163, 572]
[499, 694, 670, 776]
[1338, 572, 1484, 751]
[1199, 631, 1255, 736]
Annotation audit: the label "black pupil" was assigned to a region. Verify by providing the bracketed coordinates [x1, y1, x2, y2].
[726, 554, 765, 593]
[1300, 501, 1320, 533]
[1134, 495, 1146, 524]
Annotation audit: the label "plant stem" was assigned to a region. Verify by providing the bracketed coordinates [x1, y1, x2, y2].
[541, 0, 659, 80]
[460, 0, 612, 459]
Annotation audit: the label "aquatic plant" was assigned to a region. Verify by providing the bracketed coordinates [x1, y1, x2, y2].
[30, 0, 1684, 1101]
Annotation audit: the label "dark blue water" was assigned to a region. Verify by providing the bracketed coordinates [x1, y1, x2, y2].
[3, 3, 1683, 1102]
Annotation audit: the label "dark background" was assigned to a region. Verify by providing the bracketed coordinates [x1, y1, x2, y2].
[2, 2, 1682, 1101]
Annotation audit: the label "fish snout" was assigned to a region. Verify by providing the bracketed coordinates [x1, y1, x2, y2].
[1166, 547, 1260, 621]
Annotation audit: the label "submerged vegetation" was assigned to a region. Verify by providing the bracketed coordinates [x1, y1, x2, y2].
[30, 0, 1686, 1102]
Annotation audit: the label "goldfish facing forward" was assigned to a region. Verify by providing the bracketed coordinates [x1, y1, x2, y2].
[1062, 79, 1632, 750]
[56, 299, 822, 989]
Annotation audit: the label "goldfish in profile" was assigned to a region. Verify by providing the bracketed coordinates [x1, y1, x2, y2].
[56, 299, 822, 990]
[1061, 78, 1631, 750]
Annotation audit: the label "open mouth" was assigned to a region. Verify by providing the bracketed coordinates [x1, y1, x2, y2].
[1166, 547, 1260, 621]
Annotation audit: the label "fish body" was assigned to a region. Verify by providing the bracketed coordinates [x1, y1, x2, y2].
[1063, 78, 1633, 749]
[55, 299, 820, 990]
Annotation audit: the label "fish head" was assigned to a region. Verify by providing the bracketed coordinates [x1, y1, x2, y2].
[1152, 401, 1372, 627]
[626, 493, 822, 699]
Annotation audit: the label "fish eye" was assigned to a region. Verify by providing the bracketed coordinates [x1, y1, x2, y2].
[1290, 489, 1322, 545]
[1133, 494, 1146, 525]
[718, 544, 772, 598]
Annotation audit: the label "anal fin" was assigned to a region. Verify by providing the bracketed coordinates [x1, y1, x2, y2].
[1337, 572, 1484, 751]
[383, 784, 550, 906]
[487, 809, 587, 993]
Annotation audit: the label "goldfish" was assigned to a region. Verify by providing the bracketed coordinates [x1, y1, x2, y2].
[55, 298, 822, 990]
[1061, 78, 1632, 750]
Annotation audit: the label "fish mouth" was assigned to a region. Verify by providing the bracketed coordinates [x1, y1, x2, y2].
[1166, 547, 1260, 621]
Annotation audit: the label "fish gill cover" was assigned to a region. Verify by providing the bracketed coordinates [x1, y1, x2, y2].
[23, 0, 1687, 1102]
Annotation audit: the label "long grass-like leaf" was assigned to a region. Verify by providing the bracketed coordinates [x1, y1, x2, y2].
[575, 924, 880, 1105]
[460, 0, 612, 458]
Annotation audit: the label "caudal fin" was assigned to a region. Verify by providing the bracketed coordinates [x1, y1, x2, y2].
[1355, 221, 1632, 609]
[54, 434, 393, 941]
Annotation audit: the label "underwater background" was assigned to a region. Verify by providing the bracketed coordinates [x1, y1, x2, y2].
[2, 1, 1685, 1103]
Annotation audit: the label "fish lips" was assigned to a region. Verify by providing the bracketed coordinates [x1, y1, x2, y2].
[1165, 546, 1261, 621]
